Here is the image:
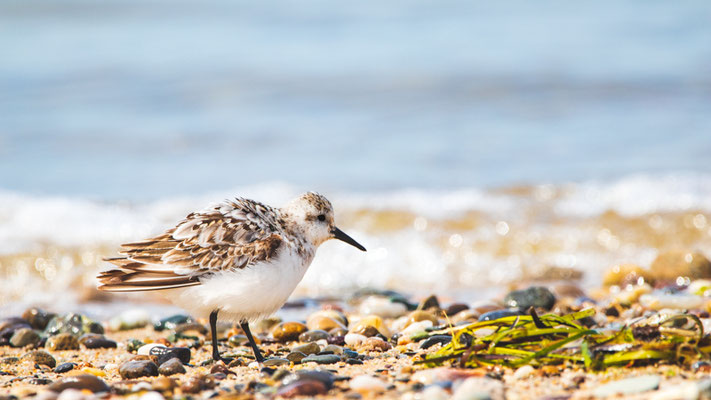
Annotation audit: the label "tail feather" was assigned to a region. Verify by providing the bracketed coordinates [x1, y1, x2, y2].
[97, 268, 200, 292]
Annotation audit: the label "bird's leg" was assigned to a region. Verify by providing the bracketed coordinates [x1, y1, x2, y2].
[240, 321, 264, 363]
[209, 309, 231, 363]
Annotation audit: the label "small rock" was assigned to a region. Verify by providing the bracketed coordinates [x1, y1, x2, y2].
[305, 316, 345, 332]
[307, 309, 348, 327]
[54, 362, 75, 374]
[158, 358, 185, 376]
[452, 377, 504, 400]
[405, 310, 439, 328]
[649, 382, 699, 400]
[149, 346, 191, 365]
[119, 360, 159, 379]
[362, 337, 391, 352]
[651, 251, 711, 281]
[350, 315, 389, 337]
[420, 335, 452, 349]
[281, 370, 335, 389]
[79, 334, 116, 349]
[593, 375, 660, 398]
[402, 320, 434, 337]
[478, 309, 527, 322]
[277, 380, 328, 398]
[419, 385, 451, 400]
[418, 295, 440, 310]
[23, 350, 56, 368]
[286, 351, 307, 363]
[445, 303, 469, 317]
[271, 322, 308, 342]
[48, 374, 110, 393]
[22, 308, 56, 330]
[452, 309, 481, 324]
[44, 313, 103, 336]
[228, 334, 248, 346]
[138, 343, 166, 355]
[299, 330, 330, 342]
[154, 314, 193, 331]
[639, 292, 704, 310]
[152, 376, 177, 391]
[125, 339, 145, 353]
[10, 328, 41, 348]
[301, 354, 341, 364]
[292, 342, 320, 355]
[350, 375, 387, 393]
[174, 322, 208, 335]
[344, 333, 368, 347]
[504, 286, 556, 310]
[263, 357, 290, 366]
[180, 374, 215, 393]
[46, 333, 80, 351]
[359, 296, 408, 318]
[512, 365, 534, 380]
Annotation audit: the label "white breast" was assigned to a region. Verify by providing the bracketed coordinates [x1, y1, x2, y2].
[169, 244, 314, 322]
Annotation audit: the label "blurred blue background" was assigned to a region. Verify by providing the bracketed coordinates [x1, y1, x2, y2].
[1, 0, 710, 199]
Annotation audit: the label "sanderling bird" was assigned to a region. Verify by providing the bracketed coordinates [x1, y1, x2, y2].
[98, 192, 365, 363]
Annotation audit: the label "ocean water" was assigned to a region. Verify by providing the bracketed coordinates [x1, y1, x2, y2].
[1, 1, 710, 314]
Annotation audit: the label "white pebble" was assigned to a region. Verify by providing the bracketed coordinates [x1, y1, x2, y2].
[452, 377, 504, 400]
[639, 293, 704, 310]
[512, 365, 534, 380]
[248, 361, 261, 369]
[402, 320, 433, 337]
[349, 375, 387, 392]
[649, 383, 699, 400]
[137, 343, 166, 356]
[316, 339, 329, 347]
[57, 389, 90, 400]
[139, 391, 166, 400]
[344, 333, 368, 346]
[358, 296, 408, 318]
[420, 385, 450, 400]
[132, 382, 153, 392]
[102, 363, 117, 371]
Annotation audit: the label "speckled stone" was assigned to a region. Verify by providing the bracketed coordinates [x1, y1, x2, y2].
[9, 328, 41, 348]
[158, 358, 186, 376]
[292, 342, 320, 355]
[271, 322, 308, 342]
[504, 286, 556, 310]
[298, 330, 330, 342]
[301, 354, 341, 364]
[22, 308, 55, 330]
[286, 351, 307, 363]
[22, 350, 56, 368]
[79, 334, 117, 349]
[119, 360, 159, 379]
[46, 333, 80, 351]
[263, 357, 290, 366]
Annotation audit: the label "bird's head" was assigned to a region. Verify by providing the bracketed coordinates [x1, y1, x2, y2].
[282, 192, 366, 251]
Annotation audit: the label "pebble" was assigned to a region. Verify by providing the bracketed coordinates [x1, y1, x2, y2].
[351, 315, 390, 337]
[292, 342, 321, 355]
[174, 322, 208, 335]
[228, 334, 248, 346]
[362, 337, 392, 352]
[138, 392, 165, 400]
[119, 360, 159, 379]
[418, 294, 441, 310]
[301, 354, 341, 364]
[282, 370, 335, 389]
[54, 362, 76, 374]
[158, 358, 186, 376]
[650, 251, 711, 281]
[349, 375, 387, 393]
[512, 365, 535, 380]
[154, 314, 193, 331]
[79, 334, 117, 349]
[344, 333, 368, 346]
[306, 316, 345, 331]
[452, 309, 481, 324]
[603, 264, 652, 287]
[478, 309, 527, 322]
[445, 303, 470, 316]
[277, 380, 328, 398]
[23, 350, 57, 368]
[263, 357, 290, 366]
[307, 310, 348, 328]
[149, 346, 191, 365]
[46, 333, 80, 351]
[180, 374, 216, 393]
[299, 329, 330, 342]
[9, 328, 41, 348]
[151, 376, 177, 392]
[359, 296, 408, 318]
[420, 335, 452, 349]
[22, 308, 56, 330]
[107, 309, 150, 331]
[592, 375, 660, 398]
[452, 377, 504, 400]
[271, 322, 308, 342]
[286, 351, 307, 363]
[419, 385, 451, 400]
[125, 339, 145, 353]
[137, 343, 166, 355]
[504, 286, 557, 310]
[402, 320, 434, 336]
[48, 374, 110, 393]
[44, 313, 103, 336]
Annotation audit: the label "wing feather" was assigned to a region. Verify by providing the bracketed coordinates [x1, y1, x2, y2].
[98, 198, 285, 292]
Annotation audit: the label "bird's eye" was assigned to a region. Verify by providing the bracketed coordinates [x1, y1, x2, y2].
[317, 214, 326, 222]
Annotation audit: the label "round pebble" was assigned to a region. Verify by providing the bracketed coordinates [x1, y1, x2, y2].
[292, 342, 320, 355]
[321, 344, 344, 355]
[54, 362, 76, 374]
[277, 380, 328, 398]
[79, 334, 117, 349]
[154, 314, 193, 331]
[593, 375, 661, 398]
[23, 350, 56, 368]
[299, 330, 330, 342]
[48, 374, 110, 393]
[301, 354, 341, 364]
[158, 358, 186, 376]
[350, 375, 387, 393]
[344, 333, 368, 347]
[271, 322, 308, 342]
[10, 328, 41, 348]
[46, 333, 80, 351]
[362, 337, 391, 352]
[119, 360, 159, 379]
[306, 316, 345, 331]
[22, 308, 55, 330]
[504, 286, 557, 310]
[149, 346, 191, 365]
[286, 351, 307, 363]
[263, 357, 290, 366]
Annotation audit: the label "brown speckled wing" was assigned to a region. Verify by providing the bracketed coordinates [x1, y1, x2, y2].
[98, 198, 284, 292]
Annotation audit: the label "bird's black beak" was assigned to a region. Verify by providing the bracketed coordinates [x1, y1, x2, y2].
[331, 227, 366, 251]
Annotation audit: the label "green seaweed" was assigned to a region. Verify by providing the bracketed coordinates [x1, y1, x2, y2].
[418, 308, 708, 371]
